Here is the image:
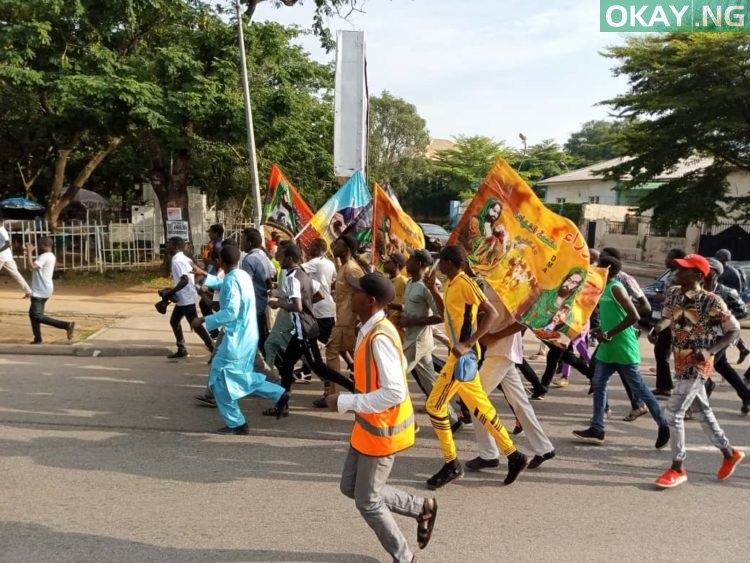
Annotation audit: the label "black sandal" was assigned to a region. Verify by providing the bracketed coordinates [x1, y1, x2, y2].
[416, 498, 438, 550]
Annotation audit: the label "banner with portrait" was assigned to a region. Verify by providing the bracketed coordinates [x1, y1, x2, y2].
[449, 158, 606, 344]
[371, 183, 425, 269]
[262, 165, 315, 242]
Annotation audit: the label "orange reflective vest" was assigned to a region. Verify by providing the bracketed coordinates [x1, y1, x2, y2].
[350, 318, 415, 457]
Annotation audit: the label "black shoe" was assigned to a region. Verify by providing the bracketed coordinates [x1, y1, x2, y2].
[741, 399, 749, 416]
[528, 450, 556, 469]
[572, 427, 605, 444]
[655, 426, 670, 449]
[450, 419, 464, 434]
[652, 388, 672, 397]
[426, 460, 464, 490]
[739, 349, 750, 365]
[168, 349, 189, 359]
[531, 391, 546, 401]
[154, 300, 169, 314]
[29, 340, 42, 345]
[274, 392, 290, 420]
[312, 396, 328, 408]
[512, 424, 523, 435]
[215, 423, 250, 435]
[504, 451, 528, 485]
[465, 456, 500, 472]
[194, 394, 216, 408]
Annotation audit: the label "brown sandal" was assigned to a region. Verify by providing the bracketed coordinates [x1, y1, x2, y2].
[416, 498, 438, 550]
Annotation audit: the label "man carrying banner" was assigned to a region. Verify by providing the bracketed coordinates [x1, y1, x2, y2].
[394, 249, 463, 431]
[316, 234, 364, 408]
[469, 281, 556, 471]
[424, 245, 528, 489]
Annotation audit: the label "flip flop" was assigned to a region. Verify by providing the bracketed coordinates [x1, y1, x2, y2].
[416, 498, 438, 550]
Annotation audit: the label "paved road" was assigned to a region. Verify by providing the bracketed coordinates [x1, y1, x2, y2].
[2, 351, 749, 562]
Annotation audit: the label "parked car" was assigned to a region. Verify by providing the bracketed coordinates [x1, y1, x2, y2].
[641, 261, 750, 326]
[419, 223, 451, 252]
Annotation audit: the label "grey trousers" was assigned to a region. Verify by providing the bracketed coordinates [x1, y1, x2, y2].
[475, 354, 554, 459]
[340, 447, 424, 563]
[667, 377, 731, 463]
[404, 345, 460, 425]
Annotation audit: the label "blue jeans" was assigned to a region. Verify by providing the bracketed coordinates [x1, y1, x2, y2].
[592, 361, 668, 433]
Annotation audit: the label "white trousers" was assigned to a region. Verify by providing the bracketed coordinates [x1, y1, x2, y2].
[474, 354, 554, 459]
[0, 258, 32, 294]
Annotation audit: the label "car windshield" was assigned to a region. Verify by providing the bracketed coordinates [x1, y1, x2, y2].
[420, 224, 448, 236]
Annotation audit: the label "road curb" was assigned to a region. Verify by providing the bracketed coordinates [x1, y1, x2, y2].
[0, 343, 171, 357]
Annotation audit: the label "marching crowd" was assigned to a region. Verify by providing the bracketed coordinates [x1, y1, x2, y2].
[151, 225, 747, 563]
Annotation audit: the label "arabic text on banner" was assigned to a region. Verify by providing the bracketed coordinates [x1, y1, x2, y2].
[448, 158, 606, 344]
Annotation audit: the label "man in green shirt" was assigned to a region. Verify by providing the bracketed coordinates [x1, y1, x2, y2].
[573, 255, 670, 448]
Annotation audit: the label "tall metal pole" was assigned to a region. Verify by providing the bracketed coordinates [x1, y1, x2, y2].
[236, 0, 263, 235]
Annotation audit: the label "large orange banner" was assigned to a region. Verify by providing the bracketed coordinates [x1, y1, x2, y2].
[449, 158, 606, 343]
[371, 183, 425, 269]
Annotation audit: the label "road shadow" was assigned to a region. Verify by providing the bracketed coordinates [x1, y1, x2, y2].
[0, 521, 380, 562]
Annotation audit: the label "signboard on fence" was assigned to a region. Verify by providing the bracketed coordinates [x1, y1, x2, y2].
[166, 207, 182, 221]
[166, 220, 190, 241]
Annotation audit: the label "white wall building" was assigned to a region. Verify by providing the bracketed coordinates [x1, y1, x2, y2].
[538, 156, 750, 207]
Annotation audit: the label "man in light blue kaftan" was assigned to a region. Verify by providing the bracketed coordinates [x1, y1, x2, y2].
[192, 244, 290, 434]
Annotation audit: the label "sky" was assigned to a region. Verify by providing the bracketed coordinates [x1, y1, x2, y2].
[252, 0, 630, 151]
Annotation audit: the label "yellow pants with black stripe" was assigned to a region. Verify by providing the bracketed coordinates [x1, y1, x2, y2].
[426, 354, 516, 463]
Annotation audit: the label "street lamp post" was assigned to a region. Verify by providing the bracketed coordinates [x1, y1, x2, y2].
[235, 0, 263, 235]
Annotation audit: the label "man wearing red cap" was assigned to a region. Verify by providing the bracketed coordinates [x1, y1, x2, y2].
[649, 254, 745, 488]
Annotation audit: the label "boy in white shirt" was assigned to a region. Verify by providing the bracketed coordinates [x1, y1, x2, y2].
[24, 237, 74, 344]
[0, 222, 32, 296]
[161, 237, 214, 358]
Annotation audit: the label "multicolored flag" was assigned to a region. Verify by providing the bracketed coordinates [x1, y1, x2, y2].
[371, 183, 425, 269]
[300, 170, 372, 247]
[262, 165, 314, 241]
[449, 158, 606, 344]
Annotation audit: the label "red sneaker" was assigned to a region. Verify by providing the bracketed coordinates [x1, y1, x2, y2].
[717, 449, 746, 481]
[655, 468, 688, 488]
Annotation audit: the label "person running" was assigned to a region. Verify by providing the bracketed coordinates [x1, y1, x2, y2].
[394, 249, 462, 431]
[652, 248, 687, 396]
[424, 245, 527, 489]
[191, 244, 289, 434]
[469, 282, 556, 471]
[384, 252, 408, 335]
[24, 238, 74, 344]
[162, 237, 213, 358]
[650, 254, 745, 488]
[0, 221, 32, 296]
[573, 255, 670, 449]
[703, 258, 750, 416]
[302, 238, 337, 346]
[317, 234, 364, 408]
[327, 272, 437, 563]
[240, 228, 276, 354]
[715, 249, 750, 364]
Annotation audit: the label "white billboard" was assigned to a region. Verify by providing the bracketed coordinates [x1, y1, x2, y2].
[334, 30, 368, 183]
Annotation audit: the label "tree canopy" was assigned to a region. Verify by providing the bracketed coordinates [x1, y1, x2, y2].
[602, 33, 750, 228]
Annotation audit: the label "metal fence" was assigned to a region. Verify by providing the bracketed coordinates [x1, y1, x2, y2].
[4, 217, 163, 272]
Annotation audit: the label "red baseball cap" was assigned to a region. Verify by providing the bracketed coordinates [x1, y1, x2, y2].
[673, 254, 710, 277]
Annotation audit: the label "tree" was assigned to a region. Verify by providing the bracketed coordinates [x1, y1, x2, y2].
[242, 0, 369, 49]
[368, 91, 430, 196]
[431, 136, 518, 199]
[0, 0, 183, 226]
[602, 33, 750, 229]
[520, 139, 576, 186]
[564, 120, 628, 167]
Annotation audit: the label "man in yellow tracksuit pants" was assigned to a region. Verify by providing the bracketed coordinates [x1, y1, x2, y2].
[424, 245, 528, 489]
